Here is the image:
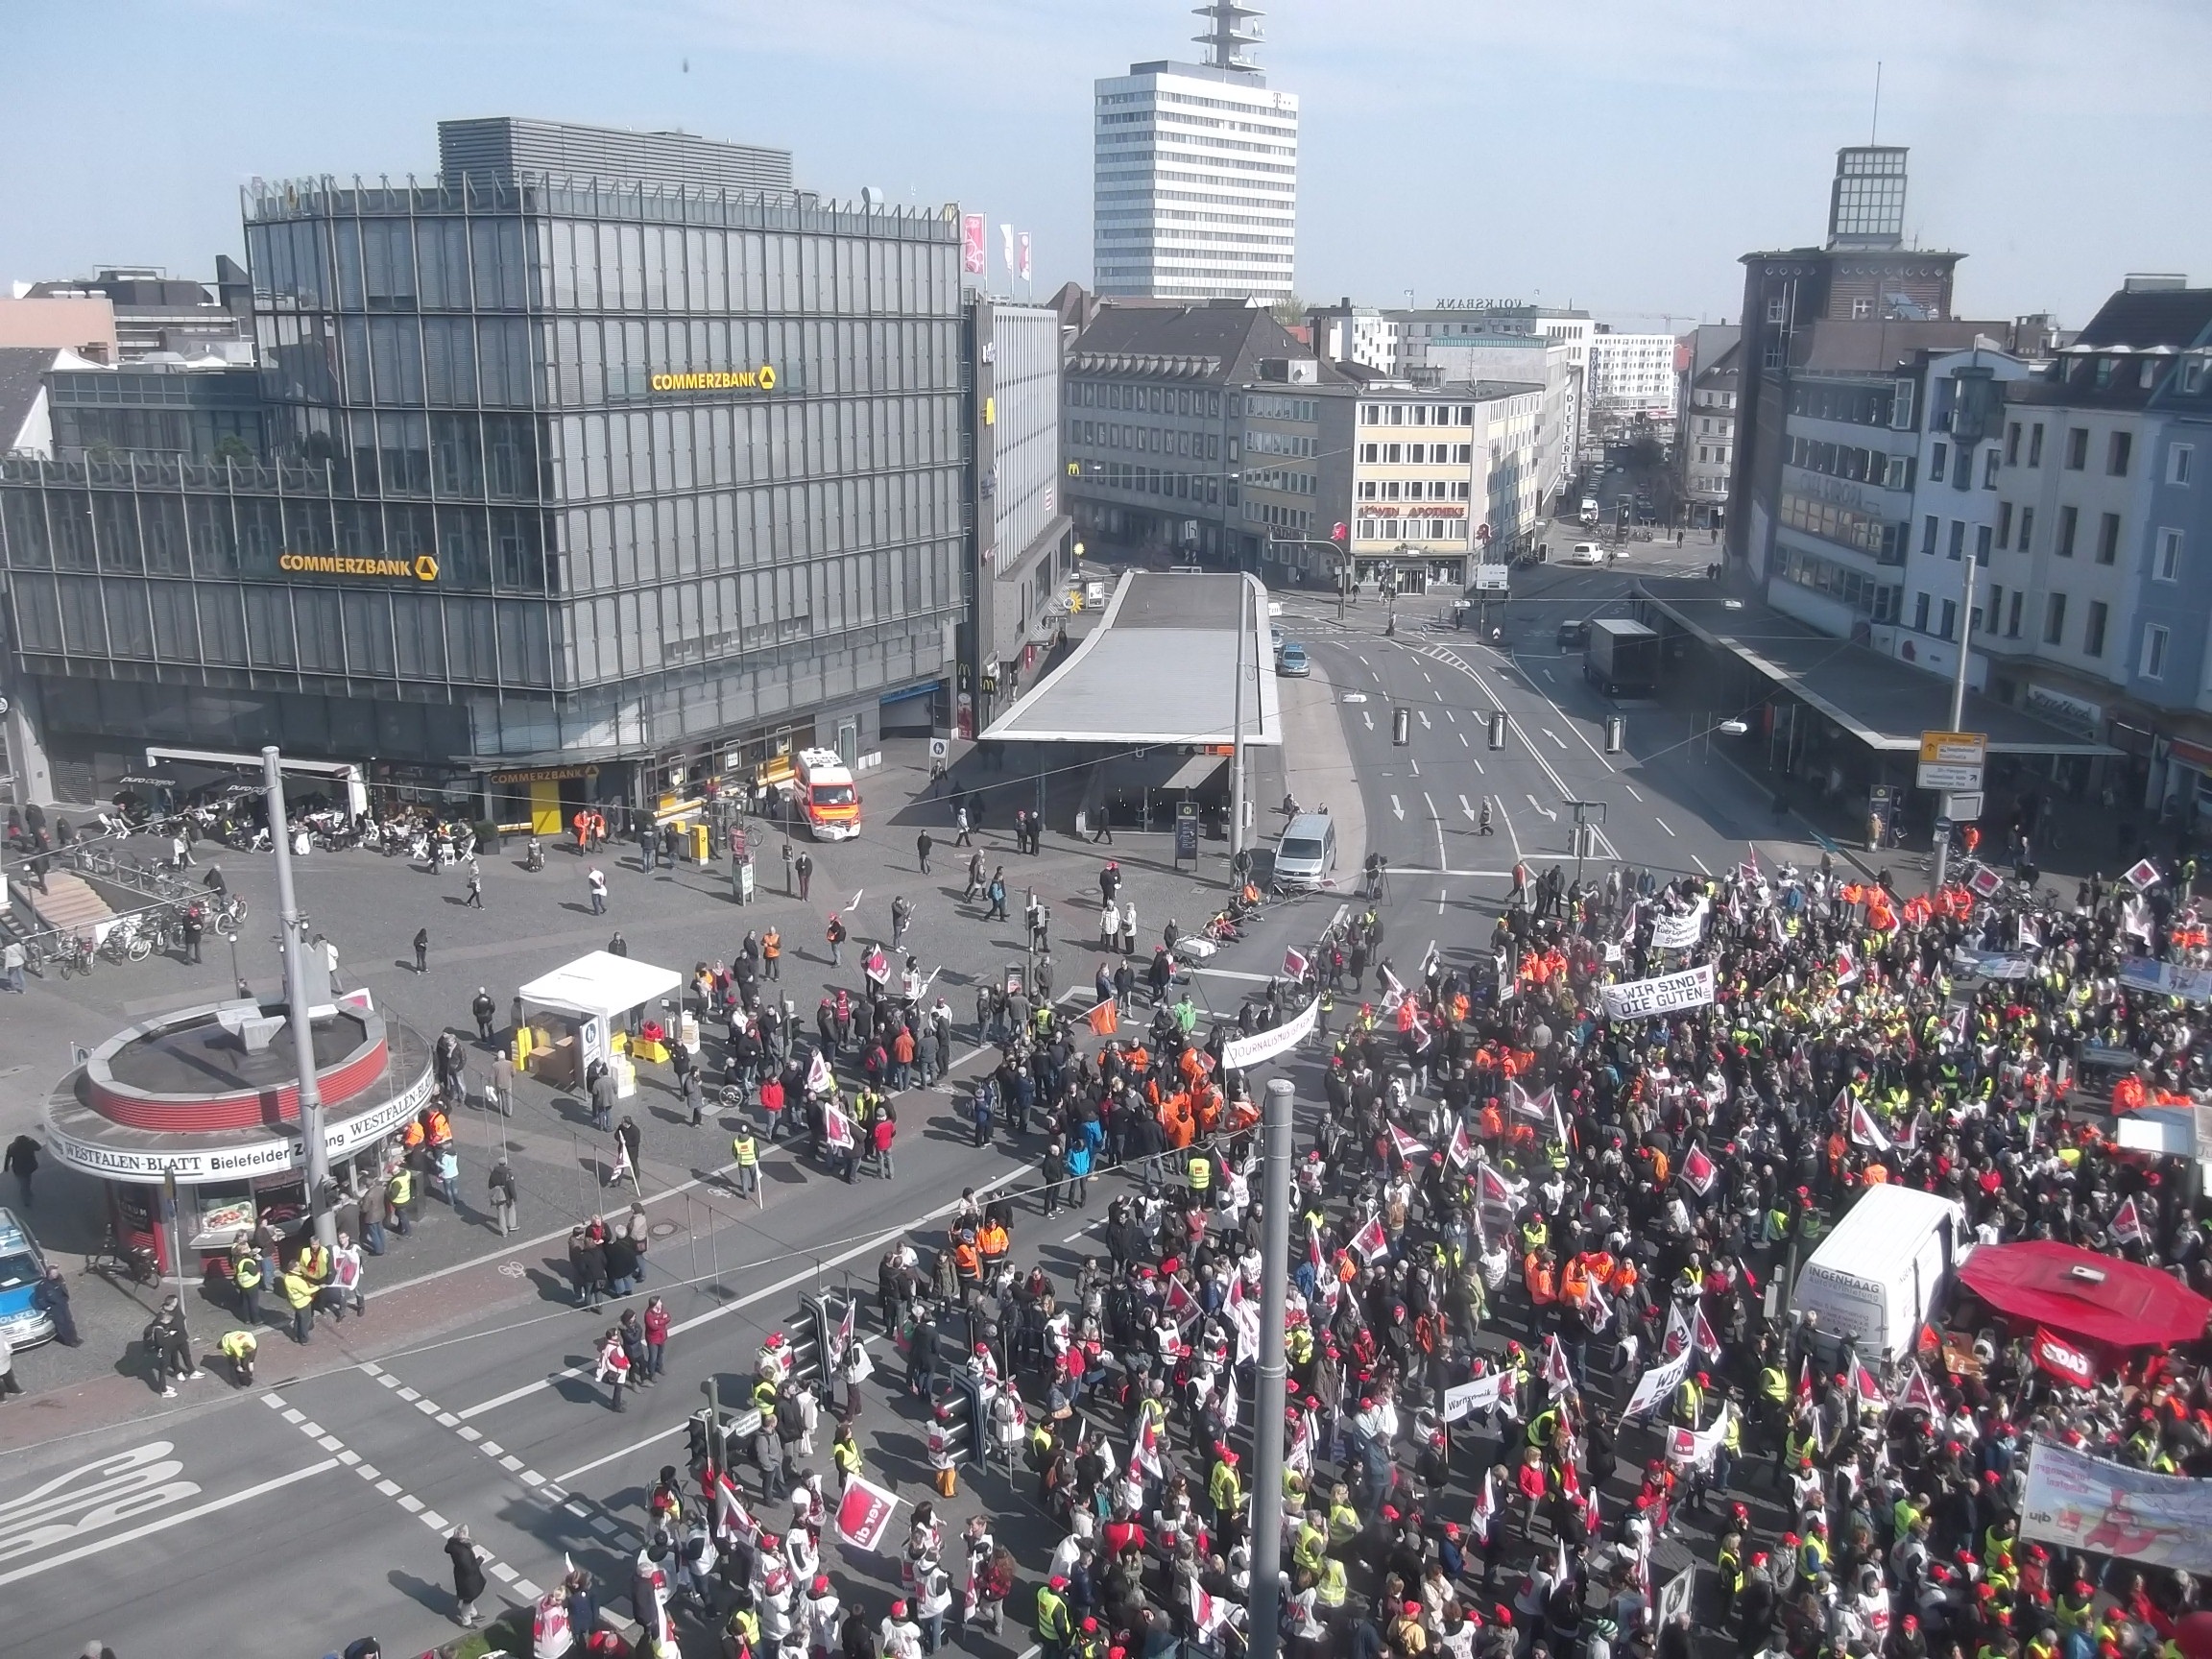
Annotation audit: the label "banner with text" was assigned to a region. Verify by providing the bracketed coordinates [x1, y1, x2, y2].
[1650, 901, 1708, 952]
[1220, 996, 1319, 1071]
[1443, 1372, 1509, 1423]
[1599, 963, 1718, 1022]
[2119, 957, 2212, 1004]
[2020, 1437, 2212, 1574]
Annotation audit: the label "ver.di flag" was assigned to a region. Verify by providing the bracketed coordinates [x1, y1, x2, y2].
[2111, 1194, 2148, 1244]
[836, 1475, 902, 1551]
[1469, 1466, 1498, 1535]
[1446, 1118, 1476, 1170]
[1389, 1124, 1431, 1166]
[2124, 856, 2164, 890]
[825, 1100, 855, 1149]
[1679, 1144, 1718, 1195]
[1542, 1334, 1575, 1395]
[1848, 1098, 1893, 1152]
[1893, 1362, 1941, 1415]
[1349, 1214, 1390, 1263]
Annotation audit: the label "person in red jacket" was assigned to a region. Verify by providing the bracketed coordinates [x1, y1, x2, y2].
[643, 1295, 671, 1381]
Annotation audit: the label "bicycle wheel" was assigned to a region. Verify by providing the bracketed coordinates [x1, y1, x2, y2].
[128, 934, 153, 962]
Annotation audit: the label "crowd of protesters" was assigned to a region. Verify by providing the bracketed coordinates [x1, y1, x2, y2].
[577, 839, 2212, 1659]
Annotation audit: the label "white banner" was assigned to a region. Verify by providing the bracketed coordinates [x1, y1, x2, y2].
[1666, 1404, 1733, 1470]
[1442, 1373, 1508, 1422]
[1219, 996, 1319, 1071]
[1650, 900, 1707, 952]
[2020, 1437, 2212, 1574]
[1623, 1345, 1694, 1422]
[2119, 958, 2212, 1004]
[1599, 963, 1717, 1022]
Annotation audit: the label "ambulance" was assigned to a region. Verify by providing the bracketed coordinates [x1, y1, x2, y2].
[791, 747, 861, 840]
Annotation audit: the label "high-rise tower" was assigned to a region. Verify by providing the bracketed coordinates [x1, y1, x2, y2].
[1093, 2, 1298, 302]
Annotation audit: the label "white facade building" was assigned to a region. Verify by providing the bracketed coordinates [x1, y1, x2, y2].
[1587, 330, 1680, 421]
[1093, 5, 1297, 303]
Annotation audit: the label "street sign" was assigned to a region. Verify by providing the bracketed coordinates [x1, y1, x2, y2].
[1916, 729, 1986, 793]
[1173, 800, 1199, 862]
[927, 736, 950, 760]
[1472, 565, 1509, 592]
[1945, 791, 1984, 821]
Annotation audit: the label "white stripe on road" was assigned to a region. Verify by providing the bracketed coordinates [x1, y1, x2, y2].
[1654, 817, 1675, 837]
[0, 1460, 341, 1589]
[1693, 854, 1713, 875]
[551, 1424, 693, 1487]
[454, 1163, 1033, 1419]
[1626, 784, 1644, 802]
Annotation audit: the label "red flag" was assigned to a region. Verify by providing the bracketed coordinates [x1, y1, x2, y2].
[1350, 1214, 1389, 1262]
[2110, 1195, 2148, 1244]
[1445, 1118, 1476, 1170]
[1477, 1164, 1524, 1208]
[1389, 1124, 1431, 1166]
[1845, 1351, 1885, 1407]
[1795, 1354, 1813, 1402]
[2032, 1327, 2097, 1389]
[1679, 1144, 1718, 1196]
[1164, 1277, 1200, 1329]
[1662, 1302, 1691, 1360]
[1542, 1334, 1575, 1395]
[1283, 947, 1310, 981]
[1509, 1081, 1554, 1122]
[835, 1475, 902, 1551]
[1892, 1112, 1922, 1154]
[1892, 1362, 1941, 1414]
[1308, 1223, 1326, 1279]
[1692, 1307, 1722, 1358]
[825, 1101, 855, 1149]
[2123, 856, 2163, 890]
[1088, 998, 1118, 1037]
[1848, 1099, 1892, 1152]
[1470, 1466, 1497, 1534]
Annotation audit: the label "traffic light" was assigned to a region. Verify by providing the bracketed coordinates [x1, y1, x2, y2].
[1392, 707, 1411, 746]
[1487, 711, 1508, 750]
[1604, 714, 1624, 755]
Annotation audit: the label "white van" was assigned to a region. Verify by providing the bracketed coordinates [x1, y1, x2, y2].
[1791, 1184, 1968, 1363]
[1273, 811, 1337, 888]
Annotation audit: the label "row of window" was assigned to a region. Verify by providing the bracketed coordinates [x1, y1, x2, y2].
[1071, 421, 1221, 462]
[1246, 503, 1314, 532]
[1084, 463, 1224, 506]
[1358, 405, 1481, 428]
[1781, 493, 1906, 562]
[1245, 468, 1314, 495]
[1358, 479, 1472, 502]
[1245, 429, 1315, 458]
[1358, 442, 1473, 465]
[1774, 542, 1897, 620]
[1245, 395, 1317, 421]
[1354, 517, 1469, 541]
[1069, 382, 1226, 419]
[1788, 434, 1911, 491]
[1786, 382, 1899, 427]
[1695, 445, 1731, 466]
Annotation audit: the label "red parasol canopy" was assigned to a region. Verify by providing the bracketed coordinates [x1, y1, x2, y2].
[1958, 1240, 2212, 1352]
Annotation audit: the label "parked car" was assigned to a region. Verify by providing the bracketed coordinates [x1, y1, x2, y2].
[1276, 641, 1311, 677]
[0, 1208, 56, 1349]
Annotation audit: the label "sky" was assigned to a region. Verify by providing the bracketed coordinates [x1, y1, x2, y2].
[6, 0, 2211, 332]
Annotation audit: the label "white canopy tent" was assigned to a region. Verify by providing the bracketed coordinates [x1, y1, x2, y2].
[516, 950, 683, 1086]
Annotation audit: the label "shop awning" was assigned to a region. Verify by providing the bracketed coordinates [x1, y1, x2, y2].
[1958, 1239, 2212, 1350]
[517, 950, 682, 1020]
[982, 571, 1281, 747]
[1636, 580, 2119, 757]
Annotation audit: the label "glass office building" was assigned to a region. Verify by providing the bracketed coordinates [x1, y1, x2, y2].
[0, 118, 965, 822]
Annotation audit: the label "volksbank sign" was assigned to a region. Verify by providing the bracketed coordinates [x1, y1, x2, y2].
[651, 365, 778, 394]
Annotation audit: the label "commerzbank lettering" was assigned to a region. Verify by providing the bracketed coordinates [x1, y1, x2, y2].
[651, 366, 777, 394]
[279, 553, 440, 582]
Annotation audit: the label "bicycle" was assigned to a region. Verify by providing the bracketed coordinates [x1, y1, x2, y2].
[55, 935, 95, 979]
[85, 1225, 157, 1287]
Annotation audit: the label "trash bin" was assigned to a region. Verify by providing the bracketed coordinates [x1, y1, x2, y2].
[689, 821, 710, 863]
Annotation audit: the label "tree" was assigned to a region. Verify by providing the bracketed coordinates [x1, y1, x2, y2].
[1268, 293, 1307, 327]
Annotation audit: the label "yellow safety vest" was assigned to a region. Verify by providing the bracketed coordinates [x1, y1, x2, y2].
[733, 1135, 758, 1167]
[1189, 1157, 1212, 1192]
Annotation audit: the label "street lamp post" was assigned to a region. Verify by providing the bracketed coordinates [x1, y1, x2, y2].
[1246, 1074, 1295, 1659]
[261, 747, 338, 1250]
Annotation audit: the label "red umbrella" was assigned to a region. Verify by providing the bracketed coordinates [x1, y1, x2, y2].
[1958, 1240, 2212, 1352]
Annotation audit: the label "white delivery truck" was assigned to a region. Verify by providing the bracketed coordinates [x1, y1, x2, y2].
[1790, 1184, 1968, 1364]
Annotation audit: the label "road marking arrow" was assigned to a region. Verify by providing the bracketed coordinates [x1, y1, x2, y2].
[1362, 710, 1374, 731]
[1391, 796, 1406, 821]
[1459, 794, 1477, 821]
[1543, 728, 1569, 750]
[1340, 691, 1368, 704]
[1418, 709, 1431, 729]
[1527, 795, 1558, 821]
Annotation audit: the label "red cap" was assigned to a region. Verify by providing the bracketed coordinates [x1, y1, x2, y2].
[813, 1575, 830, 1593]
[1050, 1575, 1070, 1589]
[893, 1601, 908, 1617]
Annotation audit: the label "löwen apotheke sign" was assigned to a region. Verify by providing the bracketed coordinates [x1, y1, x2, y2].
[651, 365, 777, 395]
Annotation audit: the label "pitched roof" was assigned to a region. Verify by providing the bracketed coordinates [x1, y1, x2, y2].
[1069, 301, 1305, 383]
[0, 347, 57, 451]
[2072, 287, 2212, 350]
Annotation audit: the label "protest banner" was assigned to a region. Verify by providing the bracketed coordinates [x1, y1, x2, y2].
[1599, 963, 1717, 1022]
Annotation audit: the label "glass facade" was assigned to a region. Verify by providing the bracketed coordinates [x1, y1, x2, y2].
[1, 150, 965, 803]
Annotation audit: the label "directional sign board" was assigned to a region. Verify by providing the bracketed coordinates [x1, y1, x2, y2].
[1917, 730, 1986, 793]
[1472, 565, 1510, 592]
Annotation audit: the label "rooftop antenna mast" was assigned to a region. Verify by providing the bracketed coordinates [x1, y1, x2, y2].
[1192, 0, 1265, 73]
[1871, 60, 1883, 145]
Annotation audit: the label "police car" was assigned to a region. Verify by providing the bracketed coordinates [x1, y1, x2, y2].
[0, 1208, 55, 1348]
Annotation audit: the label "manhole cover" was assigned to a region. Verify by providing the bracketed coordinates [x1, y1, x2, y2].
[650, 1221, 683, 1239]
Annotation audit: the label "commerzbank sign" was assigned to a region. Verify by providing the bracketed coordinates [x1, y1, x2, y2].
[651, 365, 777, 394]
[279, 553, 440, 582]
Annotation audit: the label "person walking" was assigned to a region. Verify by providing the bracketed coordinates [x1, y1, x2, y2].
[4, 1135, 36, 1209]
[762, 926, 781, 980]
[916, 830, 933, 875]
[964, 850, 986, 903]
[891, 896, 912, 950]
[464, 865, 484, 907]
[491, 1049, 514, 1117]
[1, 939, 24, 993]
[588, 867, 608, 915]
[471, 988, 496, 1043]
[987, 870, 1008, 923]
[446, 1525, 490, 1628]
[952, 805, 973, 847]
[1089, 805, 1113, 845]
[413, 926, 430, 974]
[826, 913, 847, 966]
[596, 1326, 633, 1411]
[331, 1232, 366, 1321]
[795, 851, 813, 902]
[730, 1127, 759, 1201]
[488, 1158, 519, 1235]
[33, 1266, 78, 1347]
[1118, 902, 1137, 957]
